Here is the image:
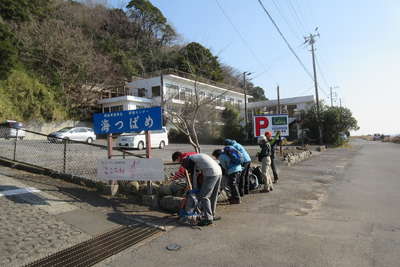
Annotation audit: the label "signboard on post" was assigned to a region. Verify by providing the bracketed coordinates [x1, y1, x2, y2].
[96, 158, 164, 181]
[93, 106, 162, 135]
[253, 114, 289, 137]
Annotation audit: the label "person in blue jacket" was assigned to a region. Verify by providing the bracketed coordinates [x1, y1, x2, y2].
[224, 139, 252, 196]
[212, 148, 243, 204]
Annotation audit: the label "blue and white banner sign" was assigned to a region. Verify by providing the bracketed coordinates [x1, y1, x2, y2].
[93, 106, 162, 134]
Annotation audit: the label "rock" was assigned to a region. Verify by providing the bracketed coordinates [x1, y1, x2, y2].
[142, 194, 159, 209]
[159, 184, 173, 196]
[159, 196, 183, 212]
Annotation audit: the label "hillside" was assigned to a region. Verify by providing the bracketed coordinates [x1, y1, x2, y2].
[0, 0, 266, 122]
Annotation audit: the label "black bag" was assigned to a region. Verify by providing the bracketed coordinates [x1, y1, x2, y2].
[251, 166, 264, 185]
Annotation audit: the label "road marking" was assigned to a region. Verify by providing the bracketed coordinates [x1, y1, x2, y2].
[336, 165, 345, 168]
[0, 187, 40, 197]
[0, 173, 78, 214]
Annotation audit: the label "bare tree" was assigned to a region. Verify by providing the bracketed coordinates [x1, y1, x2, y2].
[163, 77, 229, 152]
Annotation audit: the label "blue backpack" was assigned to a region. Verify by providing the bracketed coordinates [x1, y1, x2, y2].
[223, 146, 243, 165]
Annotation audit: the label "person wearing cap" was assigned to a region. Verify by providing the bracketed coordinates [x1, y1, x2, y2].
[212, 148, 243, 204]
[265, 131, 281, 183]
[179, 153, 222, 226]
[171, 151, 198, 180]
[257, 135, 274, 192]
[224, 139, 252, 195]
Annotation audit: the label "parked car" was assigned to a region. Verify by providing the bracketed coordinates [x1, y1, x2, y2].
[48, 127, 96, 143]
[373, 133, 382, 141]
[0, 120, 26, 140]
[117, 127, 168, 150]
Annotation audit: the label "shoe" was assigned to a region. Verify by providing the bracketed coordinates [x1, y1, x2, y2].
[244, 190, 250, 194]
[230, 199, 241, 204]
[198, 219, 213, 226]
[260, 189, 270, 193]
[273, 178, 279, 184]
[213, 216, 222, 221]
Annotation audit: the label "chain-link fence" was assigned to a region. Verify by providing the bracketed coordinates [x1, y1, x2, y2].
[0, 126, 150, 181]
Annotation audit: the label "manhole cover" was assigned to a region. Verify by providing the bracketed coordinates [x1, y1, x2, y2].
[166, 243, 181, 251]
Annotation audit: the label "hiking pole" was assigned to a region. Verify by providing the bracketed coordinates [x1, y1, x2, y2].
[184, 170, 193, 190]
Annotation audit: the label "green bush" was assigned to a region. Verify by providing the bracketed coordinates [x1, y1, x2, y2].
[0, 68, 66, 122]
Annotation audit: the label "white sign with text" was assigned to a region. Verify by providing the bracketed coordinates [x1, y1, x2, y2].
[96, 158, 164, 181]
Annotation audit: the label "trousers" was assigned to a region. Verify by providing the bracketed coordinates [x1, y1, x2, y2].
[199, 174, 222, 221]
[228, 172, 241, 201]
[261, 156, 274, 191]
[270, 157, 279, 181]
[239, 162, 251, 195]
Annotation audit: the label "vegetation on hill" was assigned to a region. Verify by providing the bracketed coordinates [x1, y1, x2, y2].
[0, 0, 267, 122]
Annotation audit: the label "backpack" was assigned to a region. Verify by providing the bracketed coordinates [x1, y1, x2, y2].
[223, 146, 243, 165]
[178, 189, 201, 226]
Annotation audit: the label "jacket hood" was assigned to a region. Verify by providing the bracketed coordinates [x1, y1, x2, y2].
[223, 139, 236, 145]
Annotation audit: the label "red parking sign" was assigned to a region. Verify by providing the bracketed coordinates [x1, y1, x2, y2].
[253, 114, 289, 137]
[254, 116, 269, 137]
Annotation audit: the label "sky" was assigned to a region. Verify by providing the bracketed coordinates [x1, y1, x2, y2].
[109, 0, 400, 135]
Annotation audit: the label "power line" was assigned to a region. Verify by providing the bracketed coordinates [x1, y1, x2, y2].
[287, 0, 307, 33]
[214, 0, 268, 74]
[257, 0, 315, 82]
[270, 0, 303, 41]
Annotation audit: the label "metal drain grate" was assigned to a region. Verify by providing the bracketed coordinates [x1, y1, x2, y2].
[25, 223, 161, 267]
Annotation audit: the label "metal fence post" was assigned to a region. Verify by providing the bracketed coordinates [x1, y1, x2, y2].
[13, 129, 18, 161]
[63, 139, 67, 173]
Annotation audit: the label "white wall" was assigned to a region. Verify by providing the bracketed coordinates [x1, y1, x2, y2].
[127, 77, 161, 98]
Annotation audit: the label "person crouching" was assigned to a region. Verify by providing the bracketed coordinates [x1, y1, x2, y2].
[212, 149, 243, 204]
[180, 153, 222, 226]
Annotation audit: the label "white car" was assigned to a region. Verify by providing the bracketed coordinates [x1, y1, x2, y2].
[48, 127, 96, 143]
[117, 127, 169, 150]
[0, 120, 26, 140]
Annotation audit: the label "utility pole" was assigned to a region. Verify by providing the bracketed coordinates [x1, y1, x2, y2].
[305, 31, 323, 145]
[277, 85, 281, 113]
[330, 86, 339, 107]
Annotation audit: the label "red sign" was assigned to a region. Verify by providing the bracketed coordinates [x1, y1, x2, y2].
[254, 116, 269, 137]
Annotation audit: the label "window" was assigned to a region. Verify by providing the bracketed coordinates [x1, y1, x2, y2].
[77, 128, 88, 133]
[166, 83, 180, 100]
[136, 105, 145, 110]
[152, 86, 161, 97]
[138, 88, 146, 97]
[110, 105, 123, 112]
[103, 107, 110, 113]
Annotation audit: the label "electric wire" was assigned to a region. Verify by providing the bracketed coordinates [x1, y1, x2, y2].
[270, 0, 303, 41]
[214, 0, 269, 75]
[257, 0, 315, 82]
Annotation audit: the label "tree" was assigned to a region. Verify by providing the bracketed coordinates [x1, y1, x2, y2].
[177, 42, 224, 82]
[220, 105, 246, 143]
[303, 103, 359, 145]
[248, 86, 267, 102]
[0, 23, 17, 80]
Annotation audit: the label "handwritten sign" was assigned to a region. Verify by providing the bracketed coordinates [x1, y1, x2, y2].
[96, 158, 164, 181]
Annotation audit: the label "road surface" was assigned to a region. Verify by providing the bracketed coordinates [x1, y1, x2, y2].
[101, 139, 400, 267]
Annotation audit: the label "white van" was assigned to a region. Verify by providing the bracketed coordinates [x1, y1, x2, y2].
[0, 120, 26, 140]
[117, 127, 169, 150]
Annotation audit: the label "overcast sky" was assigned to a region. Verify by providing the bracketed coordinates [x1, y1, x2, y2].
[110, 0, 400, 135]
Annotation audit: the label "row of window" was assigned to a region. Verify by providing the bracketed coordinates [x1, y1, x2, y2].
[165, 83, 243, 106]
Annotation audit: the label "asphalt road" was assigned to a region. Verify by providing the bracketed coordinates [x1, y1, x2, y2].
[100, 139, 400, 267]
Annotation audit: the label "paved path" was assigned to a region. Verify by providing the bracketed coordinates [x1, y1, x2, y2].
[100, 140, 400, 267]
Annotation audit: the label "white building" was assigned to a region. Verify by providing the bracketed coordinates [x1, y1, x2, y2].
[99, 70, 247, 113]
[248, 95, 315, 139]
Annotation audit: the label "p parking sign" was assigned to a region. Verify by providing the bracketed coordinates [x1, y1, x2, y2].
[253, 114, 289, 137]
